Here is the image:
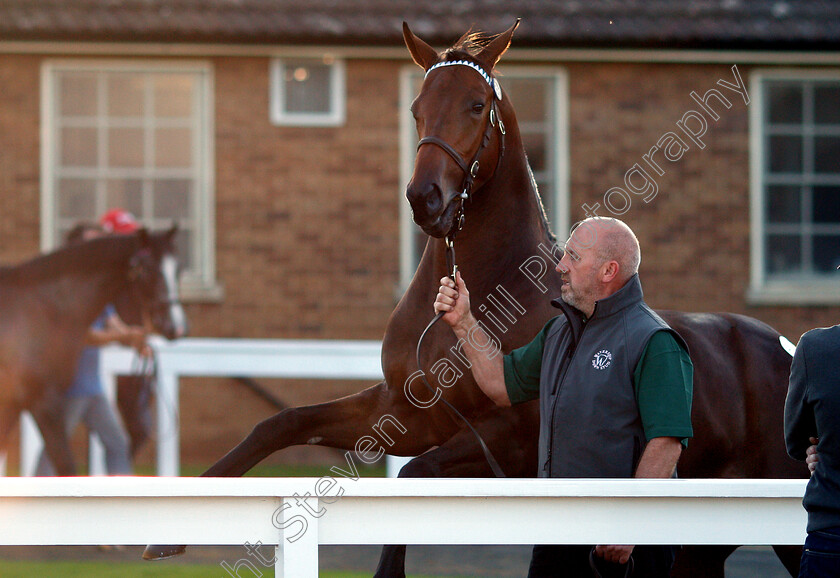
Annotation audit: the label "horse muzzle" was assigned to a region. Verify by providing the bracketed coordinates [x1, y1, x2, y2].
[154, 301, 189, 340]
[407, 183, 463, 238]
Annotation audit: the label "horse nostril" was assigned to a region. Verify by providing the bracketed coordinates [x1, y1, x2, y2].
[407, 182, 443, 221]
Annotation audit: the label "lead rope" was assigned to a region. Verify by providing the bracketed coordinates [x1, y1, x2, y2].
[413, 196, 506, 478]
[411, 61, 508, 478]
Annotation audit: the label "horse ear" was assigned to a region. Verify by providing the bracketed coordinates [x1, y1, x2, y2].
[167, 221, 179, 239]
[137, 227, 150, 246]
[476, 19, 521, 70]
[403, 21, 439, 71]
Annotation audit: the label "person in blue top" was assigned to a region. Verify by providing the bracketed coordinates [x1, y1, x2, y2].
[434, 217, 693, 577]
[36, 221, 150, 476]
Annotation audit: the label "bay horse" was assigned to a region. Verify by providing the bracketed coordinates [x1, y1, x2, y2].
[146, 22, 804, 576]
[0, 227, 186, 476]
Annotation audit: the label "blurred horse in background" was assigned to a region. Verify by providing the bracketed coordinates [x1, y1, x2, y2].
[0, 227, 186, 475]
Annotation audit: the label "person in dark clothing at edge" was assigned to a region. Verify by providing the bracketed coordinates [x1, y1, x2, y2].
[784, 313, 840, 578]
[434, 217, 694, 577]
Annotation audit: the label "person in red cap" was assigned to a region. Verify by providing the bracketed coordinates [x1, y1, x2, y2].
[100, 208, 139, 234]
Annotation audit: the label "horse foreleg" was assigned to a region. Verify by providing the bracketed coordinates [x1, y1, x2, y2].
[145, 381, 444, 561]
[29, 386, 76, 476]
[201, 381, 440, 478]
[373, 404, 536, 578]
[0, 406, 20, 470]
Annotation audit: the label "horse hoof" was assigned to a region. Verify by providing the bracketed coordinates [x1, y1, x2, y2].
[142, 544, 186, 560]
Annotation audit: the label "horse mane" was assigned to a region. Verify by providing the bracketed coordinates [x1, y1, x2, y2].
[526, 162, 558, 245]
[0, 233, 139, 285]
[446, 29, 493, 58]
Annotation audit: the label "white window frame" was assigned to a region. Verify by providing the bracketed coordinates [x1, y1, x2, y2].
[269, 57, 346, 127]
[40, 59, 220, 301]
[398, 65, 569, 295]
[748, 68, 840, 306]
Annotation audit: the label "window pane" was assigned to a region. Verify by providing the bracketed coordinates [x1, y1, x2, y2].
[106, 179, 144, 215]
[108, 127, 144, 167]
[814, 136, 840, 174]
[766, 234, 801, 275]
[813, 186, 840, 224]
[59, 74, 98, 117]
[766, 83, 802, 124]
[503, 78, 548, 124]
[766, 185, 801, 223]
[52, 67, 205, 283]
[768, 135, 802, 173]
[154, 127, 192, 168]
[173, 227, 193, 271]
[57, 178, 96, 218]
[813, 235, 840, 272]
[815, 84, 840, 125]
[154, 179, 192, 219]
[107, 74, 145, 117]
[154, 75, 194, 118]
[60, 127, 98, 166]
[284, 60, 331, 114]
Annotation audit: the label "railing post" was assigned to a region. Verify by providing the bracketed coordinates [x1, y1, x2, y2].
[156, 368, 180, 477]
[387, 455, 413, 477]
[276, 496, 319, 577]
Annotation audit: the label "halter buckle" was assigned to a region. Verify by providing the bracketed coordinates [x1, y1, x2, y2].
[470, 161, 480, 178]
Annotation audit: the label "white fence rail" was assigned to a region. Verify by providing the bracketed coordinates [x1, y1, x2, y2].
[20, 338, 391, 477]
[0, 477, 808, 577]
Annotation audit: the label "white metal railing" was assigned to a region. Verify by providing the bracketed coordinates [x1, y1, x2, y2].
[18, 338, 401, 477]
[0, 477, 808, 577]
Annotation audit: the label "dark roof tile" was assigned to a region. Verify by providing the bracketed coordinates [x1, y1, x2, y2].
[0, 0, 836, 50]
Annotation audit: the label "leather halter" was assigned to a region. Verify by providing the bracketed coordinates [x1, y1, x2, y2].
[128, 248, 183, 308]
[416, 59, 506, 255]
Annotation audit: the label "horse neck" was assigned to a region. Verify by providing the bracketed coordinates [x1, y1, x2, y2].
[426, 142, 553, 292]
[38, 236, 139, 325]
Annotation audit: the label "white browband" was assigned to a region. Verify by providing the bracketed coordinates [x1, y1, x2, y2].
[425, 59, 502, 100]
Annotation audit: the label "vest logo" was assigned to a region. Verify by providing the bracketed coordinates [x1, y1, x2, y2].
[592, 350, 612, 370]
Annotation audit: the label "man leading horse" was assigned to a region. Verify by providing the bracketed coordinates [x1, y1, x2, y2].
[434, 217, 693, 577]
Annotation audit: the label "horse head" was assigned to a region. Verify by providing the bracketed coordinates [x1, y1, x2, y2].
[403, 20, 520, 238]
[129, 226, 188, 340]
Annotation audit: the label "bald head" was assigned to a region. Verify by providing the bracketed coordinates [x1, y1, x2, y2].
[570, 217, 640, 283]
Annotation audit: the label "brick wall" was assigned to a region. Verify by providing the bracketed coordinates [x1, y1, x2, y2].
[204, 57, 402, 341]
[0, 54, 836, 468]
[566, 61, 839, 341]
[0, 55, 42, 261]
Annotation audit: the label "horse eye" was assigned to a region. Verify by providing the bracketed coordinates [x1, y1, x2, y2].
[472, 102, 485, 114]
